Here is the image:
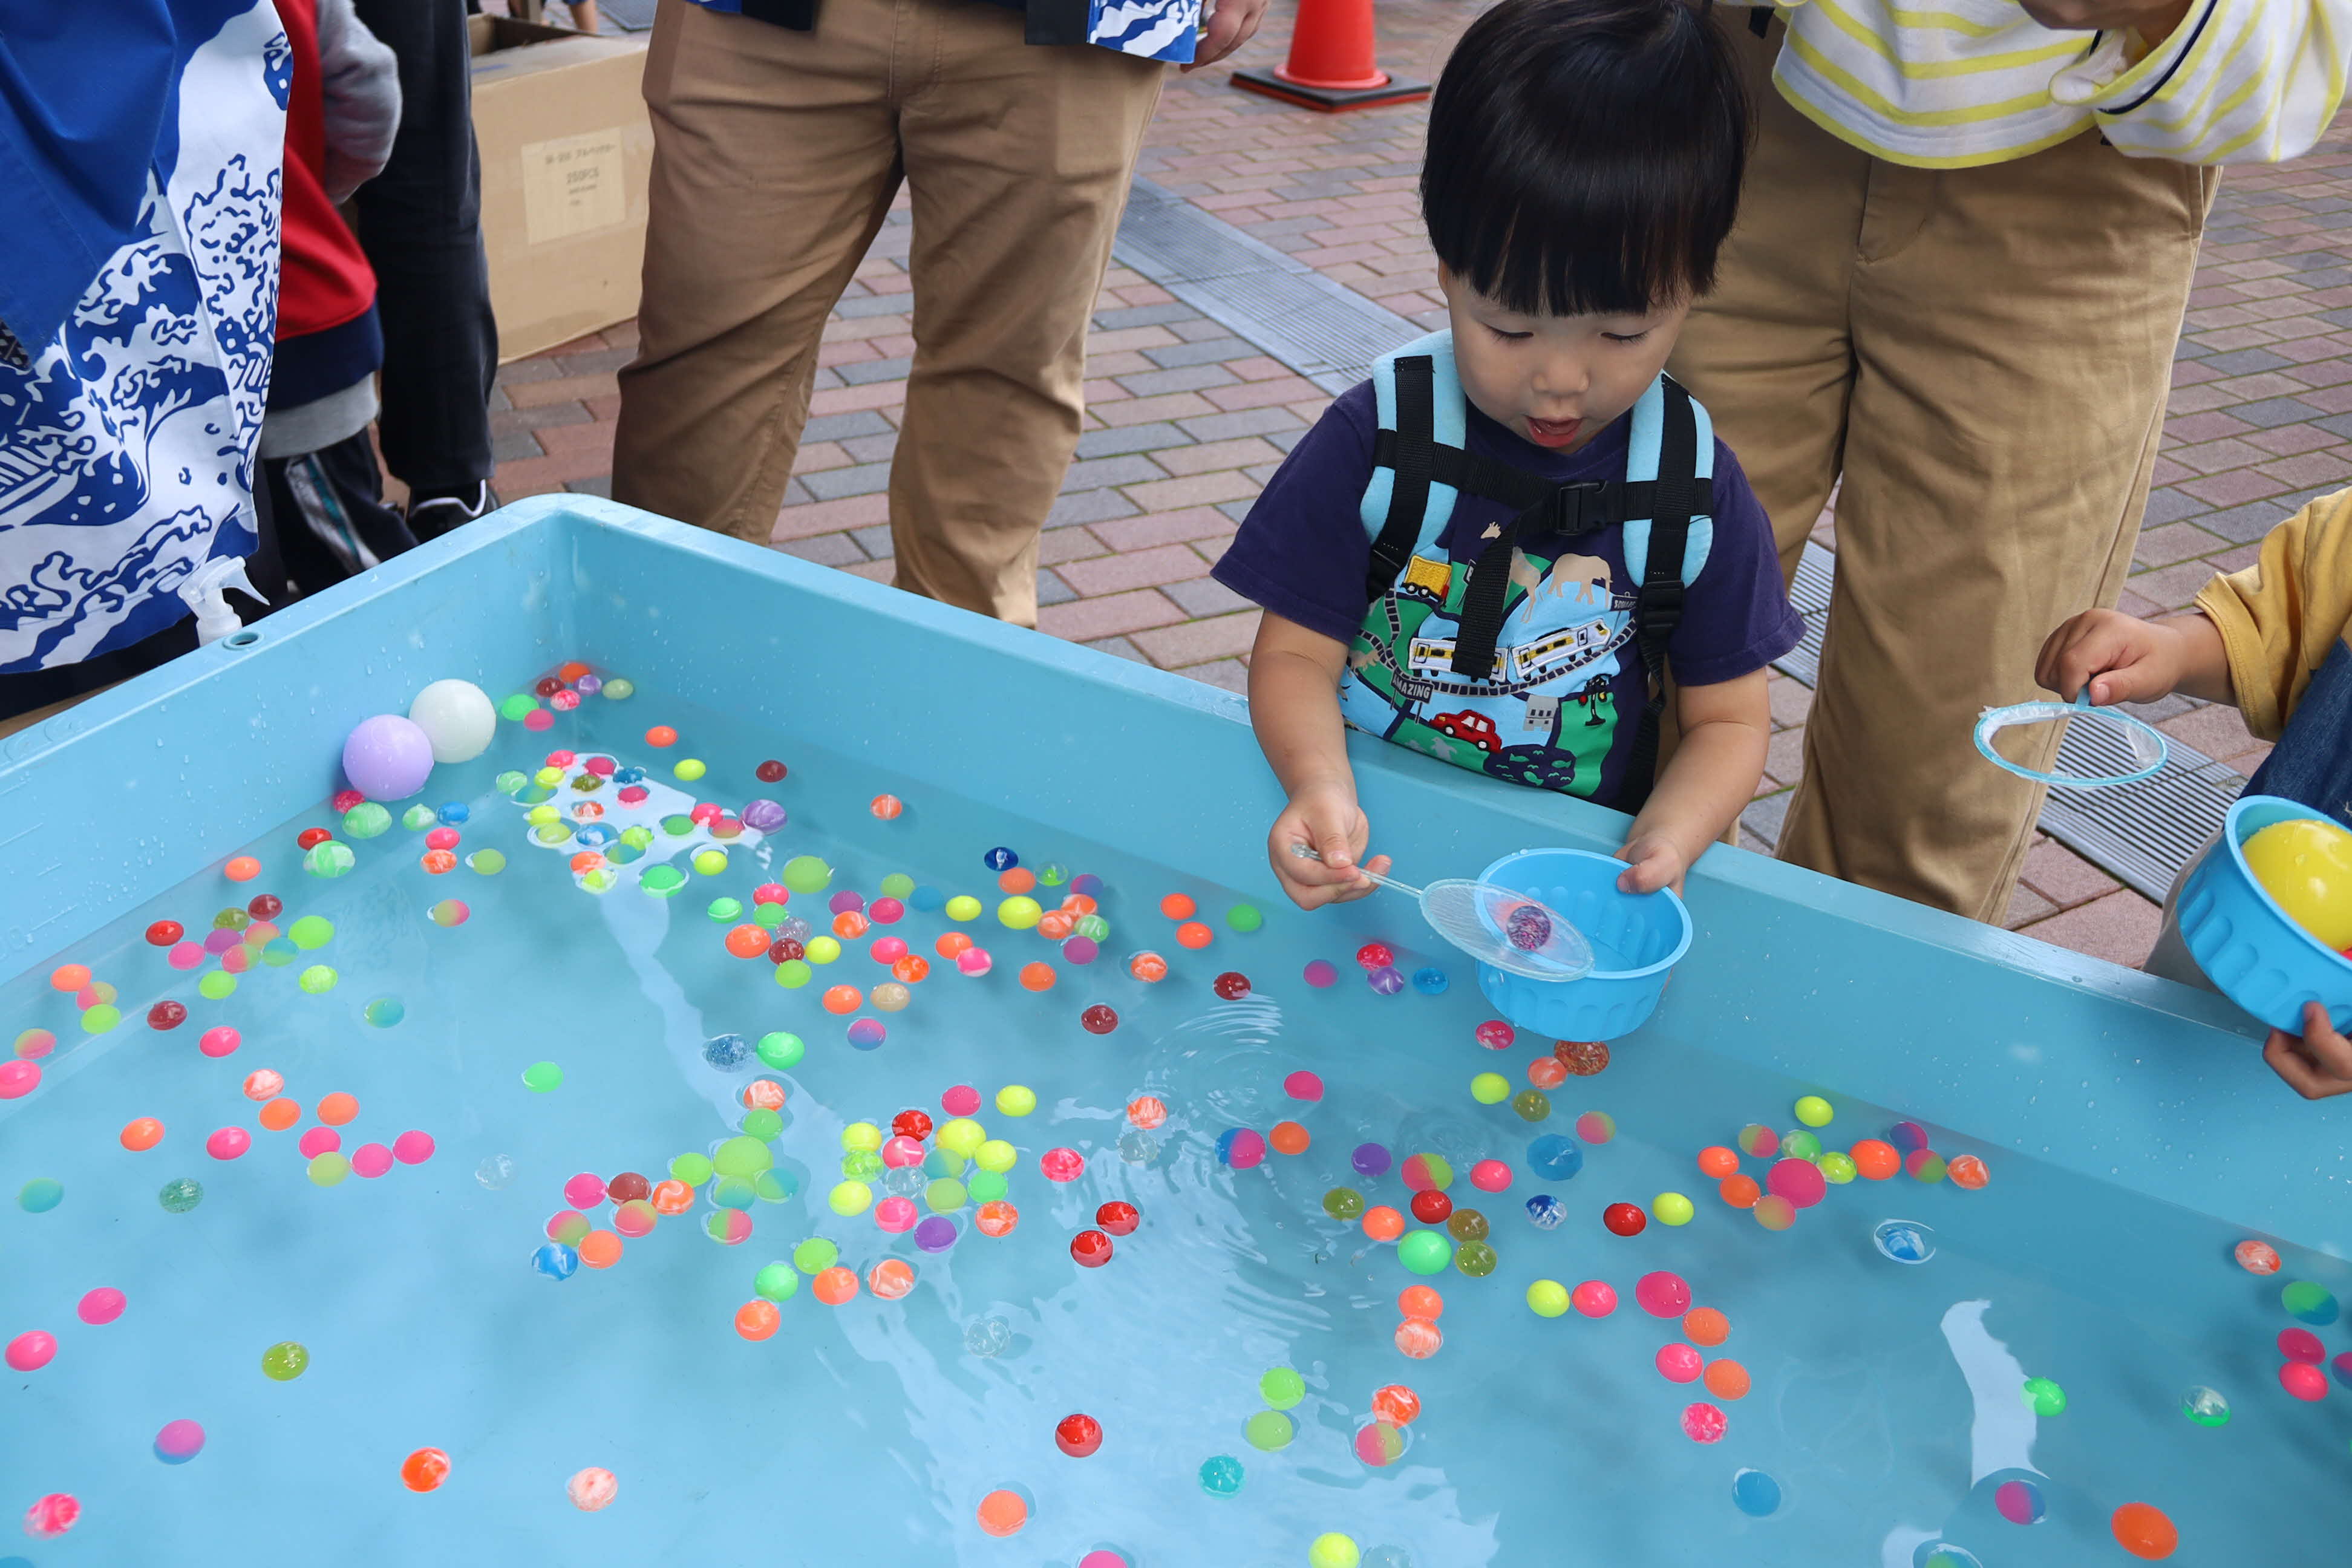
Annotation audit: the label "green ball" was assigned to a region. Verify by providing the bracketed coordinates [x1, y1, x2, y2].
[967, 1170, 1008, 1203]
[838, 1150, 881, 1181]
[600, 678, 633, 699]
[1909, 1151, 1949, 1184]
[660, 814, 696, 838]
[774, 959, 812, 989]
[260, 1341, 310, 1381]
[741, 1108, 783, 1141]
[754, 1263, 800, 1302]
[753, 903, 787, 930]
[498, 694, 537, 721]
[1259, 1366, 1307, 1410]
[674, 758, 706, 782]
[2284, 1279, 2340, 1324]
[880, 873, 916, 899]
[1074, 913, 1109, 941]
[494, 769, 529, 794]
[792, 1238, 838, 1274]
[18, 1178, 62, 1214]
[307, 1152, 350, 1186]
[522, 1061, 564, 1092]
[1470, 1072, 1511, 1105]
[1243, 1410, 1295, 1451]
[287, 915, 335, 950]
[469, 848, 508, 874]
[1309, 1534, 1361, 1568]
[1226, 903, 1263, 933]
[756, 1031, 805, 1070]
[2181, 1385, 2230, 1426]
[711, 1176, 757, 1210]
[1398, 1231, 1451, 1275]
[341, 802, 391, 839]
[641, 866, 686, 897]
[707, 897, 743, 922]
[670, 1152, 714, 1185]
[80, 1004, 120, 1034]
[2020, 1376, 2067, 1417]
[1452, 1239, 1498, 1277]
[1794, 1094, 1834, 1128]
[975, 1139, 1017, 1173]
[1511, 1089, 1550, 1123]
[691, 849, 728, 877]
[1817, 1152, 1858, 1184]
[782, 855, 833, 894]
[1526, 1279, 1570, 1317]
[1653, 1192, 1695, 1227]
[532, 821, 575, 847]
[754, 1170, 797, 1203]
[260, 939, 298, 968]
[924, 1178, 968, 1214]
[1322, 1187, 1366, 1221]
[402, 804, 437, 831]
[616, 829, 651, 851]
[714, 1136, 773, 1177]
[305, 841, 355, 878]
[157, 1178, 203, 1214]
[829, 1180, 872, 1216]
[198, 970, 237, 1001]
[297, 964, 338, 995]
[1780, 1130, 1823, 1160]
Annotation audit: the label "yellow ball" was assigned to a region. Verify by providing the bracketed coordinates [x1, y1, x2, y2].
[976, 1138, 1018, 1172]
[805, 935, 841, 965]
[1526, 1279, 1570, 1317]
[997, 897, 1043, 930]
[1308, 1534, 1361, 1568]
[1653, 1192, 1695, 1226]
[937, 1117, 986, 1157]
[828, 1180, 872, 1215]
[674, 758, 706, 782]
[995, 1085, 1037, 1117]
[1817, 1151, 1858, 1184]
[1794, 1095, 1834, 1128]
[945, 895, 982, 922]
[691, 848, 728, 876]
[534, 766, 564, 788]
[841, 1122, 883, 1152]
[2243, 817, 2352, 949]
[1470, 1072, 1511, 1105]
[526, 803, 559, 826]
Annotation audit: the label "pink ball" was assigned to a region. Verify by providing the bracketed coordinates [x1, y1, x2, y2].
[2281, 1361, 2330, 1401]
[198, 1025, 240, 1058]
[1474, 1020, 1515, 1050]
[0, 1059, 40, 1099]
[564, 1173, 607, 1208]
[1766, 1157, 1828, 1209]
[243, 1069, 284, 1101]
[296, 1127, 341, 1159]
[6, 1330, 57, 1371]
[2281, 1327, 2326, 1364]
[1284, 1070, 1325, 1101]
[202, 927, 240, 954]
[77, 1289, 125, 1326]
[1224, 1129, 1267, 1169]
[522, 707, 554, 732]
[956, 947, 992, 976]
[1635, 1271, 1693, 1318]
[168, 940, 206, 970]
[22, 1492, 78, 1538]
[870, 937, 909, 964]
[1655, 1343, 1703, 1383]
[154, 1419, 206, 1460]
[941, 1085, 981, 1116]
[343, 713, 436, 800]
[1040, 1148, 1086, 1182]
[875, 1196, 918, 1233]
[1681, 1401, 1728, 1442]
[205, 1127, 251, 1160]
[1080, 1555, 1129, 1568]
[753, 883, 789, 906]
[1062, 935, 1099, 964]
[1469, 1159, 1512, 1192]
[351, 1143, 394, 1178]
[425, 826, 460, 851]
[870, 898, 904, 924]
[1571, 1281, 1617, 1318]
[882, 1135, 926, 1169]
[393, 1130, 435, 1165]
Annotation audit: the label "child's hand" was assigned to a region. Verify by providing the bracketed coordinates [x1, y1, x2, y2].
[2264, 1001, 2352, 1099]
[2036, 608, 2191, 706]
[1616, 829, 1690, 895]
[1267, 786, 1390, 909]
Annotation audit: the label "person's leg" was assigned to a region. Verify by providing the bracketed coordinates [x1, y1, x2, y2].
[887, 14, 1163, 626]
[1779, 135, 2215, 921]
[610, 0, 903, 544]
[352, 0, 499, 522]
[269, 431, 419, 597]
[1665, 13, 1861, 583]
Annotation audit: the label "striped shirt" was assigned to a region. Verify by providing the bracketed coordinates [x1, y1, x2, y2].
[1767, 0, 2352, 167]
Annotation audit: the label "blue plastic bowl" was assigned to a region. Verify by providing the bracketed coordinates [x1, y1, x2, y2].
[2177, 794, 2352, 1034]
[1474, 848, 1691, 1041]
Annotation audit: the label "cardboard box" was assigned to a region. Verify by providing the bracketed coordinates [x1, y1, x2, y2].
[469, 16, 652, 362]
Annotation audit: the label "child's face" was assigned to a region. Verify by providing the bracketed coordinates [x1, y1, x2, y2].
[1439, 266, 1690, 455]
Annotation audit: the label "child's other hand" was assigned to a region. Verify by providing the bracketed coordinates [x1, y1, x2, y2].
[1268, 787, 1390, 909]
[1616, 831, 1689, 896]
[2036, 608, 2186, 706]
[2264, 1001, 2352, 1099]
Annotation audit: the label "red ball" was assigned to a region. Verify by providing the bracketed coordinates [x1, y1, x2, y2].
[246, 893, 283, 920]
[534, 676, 564, 697]
[1096, 1201, 1139, 1235]
[1054, 1413, 1103, 1457]
[1409, 1189, 1453, 1224]
[892, 1109, 934, 1142]
[1603, 1202, 1648, 1237]
[332, 789, 364, 813]
[755, 760, 787, 782]
[145, 920, 184, 947]
[296, 827, 332, 850]
[1080, 1005, 1119, 1034]
[767, 938, 805, 965]
[1356, 942, 1395, 971]
[147, 1000, 188, 1031]
[1212, 972, 1252, 1000]
[2281, 1361, 2330, 1401]
[1071, 1229, 1114, 1267]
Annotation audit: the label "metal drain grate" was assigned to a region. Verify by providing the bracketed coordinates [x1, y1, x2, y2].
[1771, 543, 2240, 901]
[1113, 177, 1420, 393]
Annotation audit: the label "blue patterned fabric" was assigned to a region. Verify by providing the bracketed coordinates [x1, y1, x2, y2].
[2246, 638, 2352, 830]
[0, 1, 287, 674]
[1086, 0, 1197, 61]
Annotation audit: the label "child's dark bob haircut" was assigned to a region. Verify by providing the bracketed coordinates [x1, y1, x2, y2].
[1423, 0, 1748, 319]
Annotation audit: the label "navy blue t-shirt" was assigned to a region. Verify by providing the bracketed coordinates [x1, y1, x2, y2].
[1212, 381, 1802, 808]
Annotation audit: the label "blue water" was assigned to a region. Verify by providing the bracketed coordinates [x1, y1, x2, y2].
[3, 678, 2349, 1565]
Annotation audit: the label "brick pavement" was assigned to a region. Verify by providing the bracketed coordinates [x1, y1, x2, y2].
[485, 2, 2352, 968]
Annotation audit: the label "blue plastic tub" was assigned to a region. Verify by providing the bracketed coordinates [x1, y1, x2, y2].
[2178, 793, 2352, 1033]
[1474, 847, 1691, 1040]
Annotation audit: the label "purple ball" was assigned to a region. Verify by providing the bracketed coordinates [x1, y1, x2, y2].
[1062, 935, 1099, 965]
[740, 798, 787, 832]
[1367, 965, 1406, 995]
[341, 714, 436, 800]
[154, 1419, 205, 1463]
[1071, 873, 1103, 898]
[1351, 1142, 1393, 1178]
[914, 1216, 959, 1253]
[828, 890, 866, 915]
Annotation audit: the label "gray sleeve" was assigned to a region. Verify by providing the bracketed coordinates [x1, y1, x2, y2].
[315, 0, 403, 203]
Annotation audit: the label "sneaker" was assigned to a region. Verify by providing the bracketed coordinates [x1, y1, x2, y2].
[405, 480, 497, 542]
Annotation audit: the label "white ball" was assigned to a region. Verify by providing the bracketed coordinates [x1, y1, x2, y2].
[407, 679, 497, 763]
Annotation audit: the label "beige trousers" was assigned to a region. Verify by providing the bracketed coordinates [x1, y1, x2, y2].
[1670, 17, 2216, 923]
[611, 0, 1163, 626]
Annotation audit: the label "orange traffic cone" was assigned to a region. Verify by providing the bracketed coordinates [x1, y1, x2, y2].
[1230, 0, 1430, 112]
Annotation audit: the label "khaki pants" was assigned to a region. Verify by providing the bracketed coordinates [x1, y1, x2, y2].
[1670, 18, 2216, 923]
[612, 0, 1163, 627]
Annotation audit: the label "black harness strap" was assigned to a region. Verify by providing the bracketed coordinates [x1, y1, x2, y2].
[1371, 431, 1713, 526]
[1364, 356, 1439, 607]
[1449, 516, 1522, 679]
[1618, 377, 1700, 809]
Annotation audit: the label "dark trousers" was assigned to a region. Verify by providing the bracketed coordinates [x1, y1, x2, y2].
[352, 0, 498, 495]
[264, 431, 419, 597]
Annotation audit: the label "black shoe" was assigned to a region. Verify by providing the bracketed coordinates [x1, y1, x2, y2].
[405, 480, 497, 541]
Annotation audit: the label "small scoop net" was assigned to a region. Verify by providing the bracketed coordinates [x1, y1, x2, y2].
[1973, 691, 2168, 789]
[1290, 846, 1594, 981]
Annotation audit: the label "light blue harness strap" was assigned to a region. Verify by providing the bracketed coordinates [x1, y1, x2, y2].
[1622, 374, 1716, 591]
[1361, 330, 1465, 554]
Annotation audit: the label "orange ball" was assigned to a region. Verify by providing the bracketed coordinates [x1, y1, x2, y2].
[50, 964, 91, 993]
[1697, 1146, 1740, 1178]
[1849, 1139, 1900, 1180]
[822, 985, 863, 1015]
[400, 1447, 451, 1492]
[1159, 893, 1197, 920]
[734, 1300, 780, 1340]
[1126, 1096, 1168, 1129]
[1947, 1154, 1991, 1190]
[867, 1258, 915, 1299]
[1362, 1205, 1405, 1241]
[1397, 1284, 1445, 1319]
[1373, 1383, 1422, 1425]
[258, 1098, 301, 1132]
[975, 1488, 1028, 1538]
[650, 1179, 693, 1215]
[421, 850, 457, 874]
[316, 1092, 359, 1126]
[1060, 894, 1098, 917]
[556, 661, 590, 682]
[1702, 1359, 1749, 1400]
[644, 725, 676, 747]
[998, 867, 1036, 895]
[568, 852, 606, 875]
[578, 1230, 623, 1269]
[1037, 912, 1074, 940]
[1528, 1057, 1568, 1089]
[975, 1200, 1019, 1236]
[891, 955, 930, 984]
[742, 1079, 787, 1111]
[572, 800, 604, 821]
[1718, 1174, 1760, 1209]
[868, 794, 903, 820]
[832, 911, 870, 939]
[725, 924, 771, 959]
[224, 856, 262, 882]
[1175, 921, 1212, 949]
[1019, 962, 1055, 992]
[811, 1265, 858, 1305]
[1128, 952, 1168, 982]
[119, 1117, 164, 1151]
[1269, 1120, 1311, 1155]
[1394, 1317, 1444, 1359]
[2111, 1502, 2178, 1560]
[935, 932, 974, 959]
[1682, 1307, 1730, 1347]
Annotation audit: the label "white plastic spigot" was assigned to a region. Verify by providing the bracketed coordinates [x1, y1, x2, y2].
[178, 556, 268, 644]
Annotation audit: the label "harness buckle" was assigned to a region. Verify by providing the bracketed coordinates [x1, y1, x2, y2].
[1540, 481, 1610, 535]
